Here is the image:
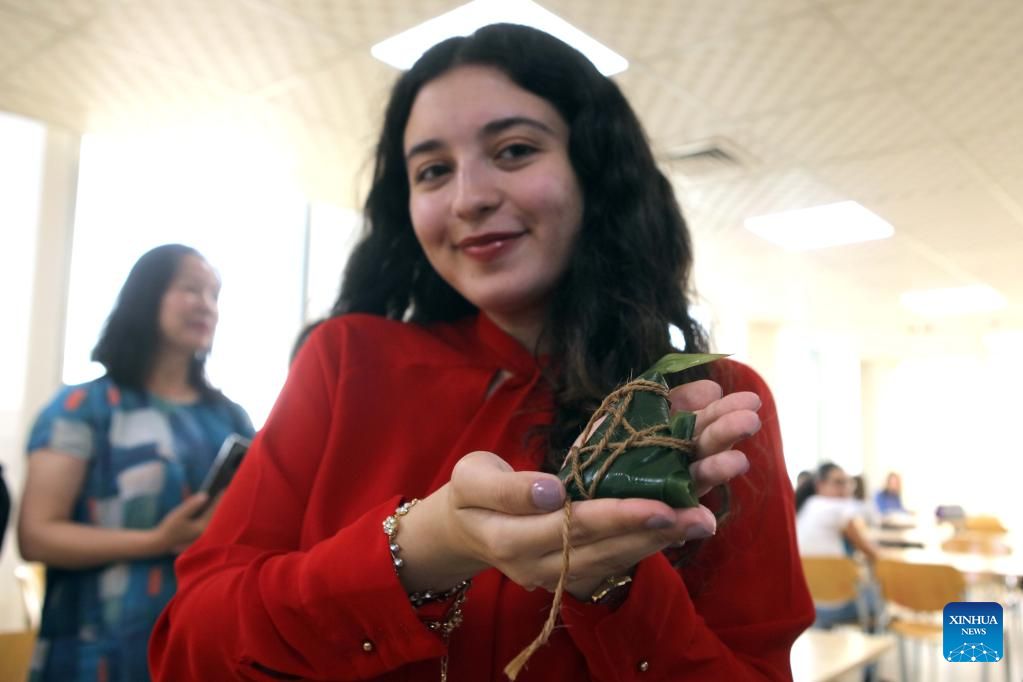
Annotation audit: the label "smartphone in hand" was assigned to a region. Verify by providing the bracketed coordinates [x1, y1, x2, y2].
[192, 434, 251, 517]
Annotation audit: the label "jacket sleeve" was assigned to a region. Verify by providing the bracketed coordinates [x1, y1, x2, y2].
[558, 360, 815, 681]
[149, 327, 447, 681]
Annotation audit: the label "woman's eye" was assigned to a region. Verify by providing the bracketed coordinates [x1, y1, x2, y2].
[496, 143, 537, 161]
[415, 163, 450, 183]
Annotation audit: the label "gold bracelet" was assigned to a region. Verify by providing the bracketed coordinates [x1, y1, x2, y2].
[383, 498, 419, 571]
[382, 499, 471, 682]
[383, 499, 473, 604]
[589, 574, 633, 605]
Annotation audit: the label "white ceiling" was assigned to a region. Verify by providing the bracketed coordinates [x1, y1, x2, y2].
[2, 0, 1021, 350]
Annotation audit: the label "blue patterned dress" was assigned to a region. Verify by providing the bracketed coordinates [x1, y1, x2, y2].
[26, 376, 253, 682]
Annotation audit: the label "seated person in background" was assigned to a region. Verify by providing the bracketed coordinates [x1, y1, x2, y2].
[795, 462, 880, 629]
[851, 474, 866, 503]
[18, 244, 254, 682]
[874, 471, 908, 516]
[796, 469, 813, 490]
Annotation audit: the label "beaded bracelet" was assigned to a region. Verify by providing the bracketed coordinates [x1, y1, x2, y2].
[383, 498, 419, 571]
[383, 498, 471, 682]
[383, 499, 472, 606]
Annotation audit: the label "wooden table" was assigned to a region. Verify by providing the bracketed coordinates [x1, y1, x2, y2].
[881, 547, 1023, 580]
[867, 525, 946, 549]
[790, 628, 895, 682]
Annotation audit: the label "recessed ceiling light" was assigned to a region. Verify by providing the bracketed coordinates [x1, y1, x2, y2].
[370, 0, 628, 76]
[743, 200, 894, 251]
[900, 285, 1007, 316]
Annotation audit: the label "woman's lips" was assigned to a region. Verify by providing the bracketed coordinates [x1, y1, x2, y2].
[457, 231, 525, 262]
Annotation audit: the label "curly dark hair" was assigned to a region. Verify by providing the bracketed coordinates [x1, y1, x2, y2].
[331, 23, 708, 470]
[92, 243, 222, 401]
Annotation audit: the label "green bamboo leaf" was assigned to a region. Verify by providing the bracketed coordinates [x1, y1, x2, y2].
[669, 411, 696, 440]
[558, 352, 728, 508]
[641, 353, 728, 380]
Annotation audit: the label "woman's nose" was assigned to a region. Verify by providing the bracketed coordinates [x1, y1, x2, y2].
[199, 291, 218, 315]
[452, 164, 501, 221]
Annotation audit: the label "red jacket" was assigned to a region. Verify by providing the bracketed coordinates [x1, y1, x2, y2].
[150, 313, 813, 681]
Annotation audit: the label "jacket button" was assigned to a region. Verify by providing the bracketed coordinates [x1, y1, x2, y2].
[637, 660, 650, 672]
[362, 640, 374, 652]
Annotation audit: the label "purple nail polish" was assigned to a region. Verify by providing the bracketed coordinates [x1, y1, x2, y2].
[645, 515, 674, 530]
[531, 479, 563, 511]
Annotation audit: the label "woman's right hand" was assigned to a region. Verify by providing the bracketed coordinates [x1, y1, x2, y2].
[152, 493, 215, 555]
[397, 451, 703, 601]
[443, 452, 707, 598]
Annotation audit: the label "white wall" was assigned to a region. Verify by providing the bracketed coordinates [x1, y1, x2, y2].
[0, 116, 80, 632]
[869, 339, 1023, 529]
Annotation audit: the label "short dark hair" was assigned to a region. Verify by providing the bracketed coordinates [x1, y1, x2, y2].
[92, 243, 221, 400]
[334, 23, 708, 468]
[794, 462, 842, 512]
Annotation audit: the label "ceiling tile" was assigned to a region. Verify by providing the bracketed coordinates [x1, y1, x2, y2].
[3, 36, 239, 130]
[742, 88, 934, 165]
[0, 0, 109, 27]
[957, 122, 1023, 184]
[812, 145, 975, 203]
[0, 7, 63, 73]
[82, 0, 350, 92]
[263, 52, 395, 144]
[828, 0, 1023, 78]
[902, 58, 1023, 138]
[0, 80, 87, 131]
[545, 0, 808, 62]
[678, 168, 844, 235]
[266, 0, 461, 48]
[868, 186, 1023, 271]
[642, 12, 881, 119]
[613, 65, 722, 150]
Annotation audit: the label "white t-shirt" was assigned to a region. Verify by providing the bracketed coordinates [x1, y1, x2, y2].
[796, 495, 862, 557]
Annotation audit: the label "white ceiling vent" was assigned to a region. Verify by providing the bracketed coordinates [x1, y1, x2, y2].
[660, 137, 753, 183]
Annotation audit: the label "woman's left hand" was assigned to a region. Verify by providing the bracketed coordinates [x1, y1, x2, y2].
[668, 378, 760, 497]
[559, 379, 761, 600]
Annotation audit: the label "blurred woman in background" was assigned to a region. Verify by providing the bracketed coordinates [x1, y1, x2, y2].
[18, 243, 253, 682]
[795, 462, 880, 629]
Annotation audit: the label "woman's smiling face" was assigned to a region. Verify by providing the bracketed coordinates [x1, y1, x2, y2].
[403, 65, 584, 343]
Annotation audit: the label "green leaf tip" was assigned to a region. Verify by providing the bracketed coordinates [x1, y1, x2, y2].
[643, 352, 728, 379]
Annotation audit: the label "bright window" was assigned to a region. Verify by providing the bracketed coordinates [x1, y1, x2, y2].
[0, 113, 45, 412]
[63, 125, 308, 428]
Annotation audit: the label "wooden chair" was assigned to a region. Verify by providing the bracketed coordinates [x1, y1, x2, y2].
[963, 515, 1009, 534]
[801, 556, 869, 630]
[942, 534, 1012, 557]
[0, 629, 36, 682]
[874, 559, 966, 682]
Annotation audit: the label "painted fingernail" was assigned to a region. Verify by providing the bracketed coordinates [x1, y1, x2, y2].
[531, 479, 564, 511]
[686, 523, 715, 540]
[645, 515, 674, 530]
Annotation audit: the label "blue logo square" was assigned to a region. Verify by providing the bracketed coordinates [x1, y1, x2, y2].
[943, 602, 1003, 662]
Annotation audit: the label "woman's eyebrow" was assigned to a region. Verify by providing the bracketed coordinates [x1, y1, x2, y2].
[480, 116, 556, 138]
[406, 116, 557, 162]
[406, 138, 444, 162]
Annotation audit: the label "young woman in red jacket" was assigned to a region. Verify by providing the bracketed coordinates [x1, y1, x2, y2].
[150, 23, 813, 681]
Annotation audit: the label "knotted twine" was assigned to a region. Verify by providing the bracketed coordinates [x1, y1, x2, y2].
[503, 378, 697, 679]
